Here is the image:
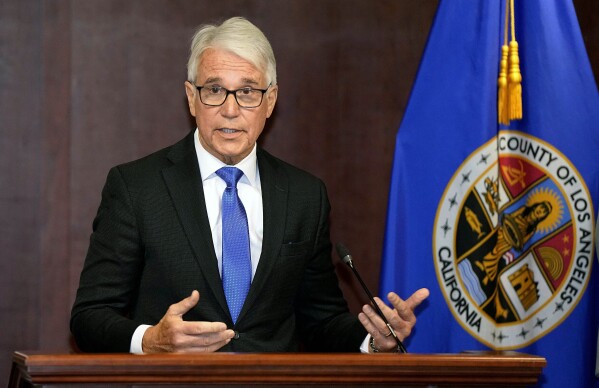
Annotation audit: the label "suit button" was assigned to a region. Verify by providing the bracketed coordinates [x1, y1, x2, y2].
[233, 331, 240, 340]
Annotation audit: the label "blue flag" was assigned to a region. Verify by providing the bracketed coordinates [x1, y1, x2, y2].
[379, 1, 599, 387]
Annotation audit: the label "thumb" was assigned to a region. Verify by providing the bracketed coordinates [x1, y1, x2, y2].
[166, 290, 200, 317]
[402, 288, 430, 309]
[410, 288, 430, 305]
[388, 288, 429, 311]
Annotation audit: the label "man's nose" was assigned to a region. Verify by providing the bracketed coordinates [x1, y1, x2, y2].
[220, 93, 241, 116]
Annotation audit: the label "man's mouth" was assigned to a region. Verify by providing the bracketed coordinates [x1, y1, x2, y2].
[220, 128, 241, 134]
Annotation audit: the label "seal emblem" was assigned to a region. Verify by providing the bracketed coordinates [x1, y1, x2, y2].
[434, 130, 594, 349]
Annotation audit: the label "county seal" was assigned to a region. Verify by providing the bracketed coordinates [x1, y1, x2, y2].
[433, 130, 594, 349]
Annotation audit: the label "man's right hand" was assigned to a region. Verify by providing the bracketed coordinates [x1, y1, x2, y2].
[142, 290, 235, 353]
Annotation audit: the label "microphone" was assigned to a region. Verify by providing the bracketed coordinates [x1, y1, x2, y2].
[335, 242, 407, 353]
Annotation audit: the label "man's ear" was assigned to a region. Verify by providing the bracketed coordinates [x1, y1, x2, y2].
[184, 81, 197, 117]
[265, 84, 278, 118]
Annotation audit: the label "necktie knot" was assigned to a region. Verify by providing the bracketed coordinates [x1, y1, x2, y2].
[216, 167, 244, 188]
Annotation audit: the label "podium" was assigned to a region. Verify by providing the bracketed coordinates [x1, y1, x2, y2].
[10, 351, 545, 387]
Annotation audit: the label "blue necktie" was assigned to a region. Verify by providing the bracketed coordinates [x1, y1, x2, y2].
[216, 167, 251, 323]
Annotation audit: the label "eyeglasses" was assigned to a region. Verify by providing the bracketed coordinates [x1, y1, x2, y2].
[194, 84, 271, 108]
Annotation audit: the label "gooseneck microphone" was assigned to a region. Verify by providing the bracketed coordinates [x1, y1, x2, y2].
[335, 243, 407, 353]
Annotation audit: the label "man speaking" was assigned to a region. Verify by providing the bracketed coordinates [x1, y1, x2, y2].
[70, 16, 429, 354]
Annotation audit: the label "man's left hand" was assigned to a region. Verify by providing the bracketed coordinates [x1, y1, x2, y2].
[358, 288, 430, 353]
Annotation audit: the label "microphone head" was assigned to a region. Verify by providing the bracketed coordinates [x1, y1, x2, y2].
[335, 243, 353, 265]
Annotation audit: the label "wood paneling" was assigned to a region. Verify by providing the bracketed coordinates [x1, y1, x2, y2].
[1, 0, 44, 378]
[1, 0, 598, 383]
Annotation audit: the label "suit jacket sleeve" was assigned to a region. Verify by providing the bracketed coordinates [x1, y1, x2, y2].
[70, 166, 144, 352]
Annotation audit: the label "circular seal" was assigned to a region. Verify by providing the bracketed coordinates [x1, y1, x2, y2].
[433, 130, 594, 349]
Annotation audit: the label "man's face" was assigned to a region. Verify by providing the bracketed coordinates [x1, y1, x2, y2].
[185, 48, 278, 165]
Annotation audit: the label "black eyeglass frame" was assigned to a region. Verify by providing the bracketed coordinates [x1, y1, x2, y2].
[192, 83, 272, 108]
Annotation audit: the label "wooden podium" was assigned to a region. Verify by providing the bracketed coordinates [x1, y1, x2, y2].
[10, 351, 545, 387]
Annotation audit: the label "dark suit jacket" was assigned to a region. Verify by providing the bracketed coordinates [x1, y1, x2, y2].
[70, 132, 366, 353]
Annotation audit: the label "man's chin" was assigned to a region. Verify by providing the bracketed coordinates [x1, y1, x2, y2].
[215, 147, 250, 165]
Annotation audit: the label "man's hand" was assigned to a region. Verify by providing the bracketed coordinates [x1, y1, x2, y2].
[358, 288, 429, 353]
[142, 290, 235, 353]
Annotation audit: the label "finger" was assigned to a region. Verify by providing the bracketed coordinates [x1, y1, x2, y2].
[358, 311, 381, 338]
[171, 324, 235, 350]
[362, 302, 389, 333]
[360, 304, 396, 345]
[358, 311, 395, 352]
[166, 290, 201, 317]
[178, 336, 233, 353]
[373, 296, 396, 319]
[388, 288, 429, 320]
[403, 288, 430, 309]
[182, 320, 232, 336]
[387, 294, 415, 325]
[370, 298, 406, 344]
[370, 297, 402, 327]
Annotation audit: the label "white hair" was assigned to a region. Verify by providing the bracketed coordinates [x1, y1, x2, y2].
[187, 17, 277, 85]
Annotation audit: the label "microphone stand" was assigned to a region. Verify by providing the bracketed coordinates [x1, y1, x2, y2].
[336, 243, 407, 353]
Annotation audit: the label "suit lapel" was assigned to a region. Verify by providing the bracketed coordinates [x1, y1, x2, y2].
[161, 133, 230, 318]
[237, 148, 288, 323]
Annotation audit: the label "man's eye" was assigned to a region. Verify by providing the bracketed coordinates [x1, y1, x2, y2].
[239, 88, 253, 95]
[209, 87, 223, 94]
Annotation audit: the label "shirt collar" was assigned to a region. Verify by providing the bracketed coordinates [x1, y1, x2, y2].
[193, 128, 258, 186]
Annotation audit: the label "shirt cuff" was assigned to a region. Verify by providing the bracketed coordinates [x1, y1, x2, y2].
[359, 334, 371, 353]
[130, 324, 152, 354]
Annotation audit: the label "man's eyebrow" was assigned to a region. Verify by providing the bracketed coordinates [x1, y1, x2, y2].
[200, 77, 260, 87]
[202, 77, 222, 85]
[240, 78, 259, 86]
